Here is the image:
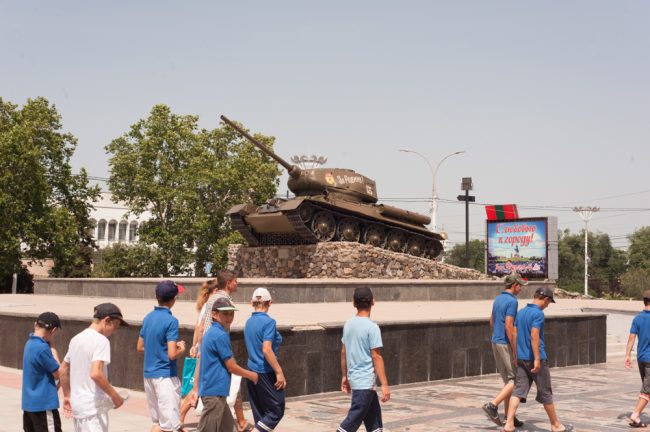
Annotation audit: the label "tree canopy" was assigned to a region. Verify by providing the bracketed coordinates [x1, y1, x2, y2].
[0, 97, 99, 277]
[105, 105, 280, 276]
[444, 239, 486, 272]
[557, 229, 627, 296]
[628, 226, 650, 270]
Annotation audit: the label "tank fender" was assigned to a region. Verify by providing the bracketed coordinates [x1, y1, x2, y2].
[276, 196, 308, 211]
[226, 203, 258, 216]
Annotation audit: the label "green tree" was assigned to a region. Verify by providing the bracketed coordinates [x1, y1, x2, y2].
[621, 267, 650, 299]
[628, 226, 650, 270]
[557, 229, 627, 296]
[0, 97, 99, 277]
[444, 239, 486, 272]
[92, 243, 168, 277]
[105, 105, 280, 276]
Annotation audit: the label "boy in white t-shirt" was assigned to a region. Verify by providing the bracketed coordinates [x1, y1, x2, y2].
[59, 303, 129, 432]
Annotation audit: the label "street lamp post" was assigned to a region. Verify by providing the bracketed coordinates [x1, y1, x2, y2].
[573, 206, 600, 296]
[399, 149, 465, 231]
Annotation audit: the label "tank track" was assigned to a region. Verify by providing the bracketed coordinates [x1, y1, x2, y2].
[302, 202, 442, 259]
[230, 202, 443, 259]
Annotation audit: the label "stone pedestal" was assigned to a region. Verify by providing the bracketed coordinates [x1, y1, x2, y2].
[228, 242, 492, 280]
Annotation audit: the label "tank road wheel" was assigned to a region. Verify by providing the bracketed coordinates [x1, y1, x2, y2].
[425, 240, 443, 259]
[337, 218, 361, 242]
[406, 236, 426, 257]
[362, 224, 385, 248]
[299, 203, 313, 223]
[311, 211, 336, 241]
[386, 230, 406, 253]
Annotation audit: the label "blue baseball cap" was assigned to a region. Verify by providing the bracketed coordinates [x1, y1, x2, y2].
[155, 280, 185, 299]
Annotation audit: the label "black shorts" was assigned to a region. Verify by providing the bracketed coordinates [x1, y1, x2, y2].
[638, 362, 650, 396]
[512, 360, 553, 405]
[23, 409, 62, 432]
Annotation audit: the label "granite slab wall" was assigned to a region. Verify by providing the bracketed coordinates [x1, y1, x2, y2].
[1, 312, 606, 398]
[228, 243, 493, 280]
[33, 278, 553, 302]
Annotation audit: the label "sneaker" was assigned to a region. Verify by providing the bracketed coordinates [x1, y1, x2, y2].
[482, 402, 501, 426]
[514, 416, 524, 427]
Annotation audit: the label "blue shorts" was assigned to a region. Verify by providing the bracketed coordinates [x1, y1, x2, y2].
[246, 372, 285, 431]
[338, 389, 383, 432]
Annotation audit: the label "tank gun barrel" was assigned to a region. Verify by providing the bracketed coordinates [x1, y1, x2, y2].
[220, 115, 301, 178]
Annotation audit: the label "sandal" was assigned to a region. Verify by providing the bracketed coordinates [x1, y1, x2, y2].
[630, 419, 648, 428]
[237, 422, 255, 432]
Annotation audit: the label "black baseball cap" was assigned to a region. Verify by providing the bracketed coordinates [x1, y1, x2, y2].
[93, 303, 129, 326]
[37, 312, 61, 329]
[353, 286, 374, 303]
[535, 286, 556, 303]
[155, 280, 185, 299]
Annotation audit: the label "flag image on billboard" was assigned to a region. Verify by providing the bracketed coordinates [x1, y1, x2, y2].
[486, 217, 549, 279]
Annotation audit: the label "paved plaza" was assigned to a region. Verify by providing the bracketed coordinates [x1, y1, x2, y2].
[0, 309, 645, 431]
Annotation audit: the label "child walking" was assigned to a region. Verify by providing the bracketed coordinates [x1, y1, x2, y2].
[60, 303, 129, 432]
[22, 312, 63, 432]
[192, 297, 258, 432]
[244, 287, 286, 432]
[137, 280, 187, 432]
[338, 286, 390, 432]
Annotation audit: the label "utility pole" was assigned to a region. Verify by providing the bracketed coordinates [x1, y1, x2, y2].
[457, 177, 475, 267]
[573, 206, 600, 296]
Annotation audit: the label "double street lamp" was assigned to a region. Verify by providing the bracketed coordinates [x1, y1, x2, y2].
[399, 149, 466, 231]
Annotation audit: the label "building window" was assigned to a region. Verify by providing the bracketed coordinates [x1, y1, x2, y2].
[108, 221, 117, 242]
[129, 221, 138, 242]
[118, 221, 127, 242]
[97, 220, 107, 240]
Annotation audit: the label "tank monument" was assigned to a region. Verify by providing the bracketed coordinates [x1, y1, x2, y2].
[221, 114, 493, 286]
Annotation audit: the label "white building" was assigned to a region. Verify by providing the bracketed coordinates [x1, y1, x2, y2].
[89, 192, 151, 248]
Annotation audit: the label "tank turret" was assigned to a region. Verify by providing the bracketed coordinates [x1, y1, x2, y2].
[222, 115, 446, 259]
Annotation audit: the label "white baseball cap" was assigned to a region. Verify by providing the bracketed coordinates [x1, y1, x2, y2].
[252, 287, 272, 302]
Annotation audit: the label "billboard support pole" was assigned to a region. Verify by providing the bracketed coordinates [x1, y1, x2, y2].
[465, 189, 469, 266]
[573, 207, 600, 296]
[458, 178, 475, 268]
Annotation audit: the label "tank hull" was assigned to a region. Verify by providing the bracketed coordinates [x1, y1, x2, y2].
[219, 115, 447, 260]
[228, 196, 446, 259]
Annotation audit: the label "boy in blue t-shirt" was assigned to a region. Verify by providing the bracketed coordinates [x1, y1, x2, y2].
[482, 273, 526, 428]
[22, 312, 62, 432]
[244, 287, 286, 432]
[503, 286, 570, 432]
[192, 297, 258, 432]
[624, 289, 650, 428]
[338, 286, 390, 432]
[137, 280, 187, 432]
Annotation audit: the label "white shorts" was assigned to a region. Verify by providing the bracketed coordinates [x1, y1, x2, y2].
[144, 376, 182, 431]
[73, 412, 109, 432]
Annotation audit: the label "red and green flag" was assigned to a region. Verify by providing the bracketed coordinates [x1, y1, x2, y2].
[485, 204, 519, 221]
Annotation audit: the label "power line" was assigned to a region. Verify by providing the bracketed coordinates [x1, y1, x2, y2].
[381, 196, 650, 212]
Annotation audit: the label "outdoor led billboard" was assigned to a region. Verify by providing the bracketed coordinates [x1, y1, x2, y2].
[486, 217, 558, 280]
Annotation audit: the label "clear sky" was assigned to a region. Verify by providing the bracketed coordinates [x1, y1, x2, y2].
[3, 1, 649, 249]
